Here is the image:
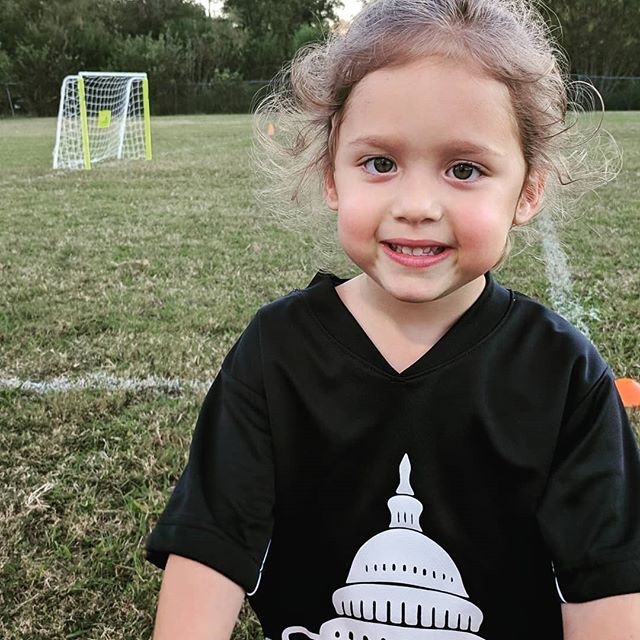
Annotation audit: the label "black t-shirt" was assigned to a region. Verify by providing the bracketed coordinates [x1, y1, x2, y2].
[146, 272, 640, 640]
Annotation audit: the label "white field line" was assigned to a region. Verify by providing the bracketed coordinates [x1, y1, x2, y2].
[0, 372, 209, 395]
[538, 214, 592, 339]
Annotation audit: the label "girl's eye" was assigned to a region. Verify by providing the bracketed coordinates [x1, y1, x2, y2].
[449, 163, 482, 181]
[363, 157, 396, 174]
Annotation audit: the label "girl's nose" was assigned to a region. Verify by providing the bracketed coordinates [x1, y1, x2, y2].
[391, 176, 444, 223]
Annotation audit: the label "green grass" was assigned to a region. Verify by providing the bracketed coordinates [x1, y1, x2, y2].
[1, 114, 638, 639]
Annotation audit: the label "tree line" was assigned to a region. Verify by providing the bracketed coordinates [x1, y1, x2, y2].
[1, 0, 639, 116]
[0, 0, 340, 115]
[542, 0, 640, 109]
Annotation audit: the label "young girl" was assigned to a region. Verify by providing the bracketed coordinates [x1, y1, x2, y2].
[146, 1, 640, 638]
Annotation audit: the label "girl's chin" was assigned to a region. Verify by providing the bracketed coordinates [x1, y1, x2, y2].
[388, 291, 444, 304]
[371, 280, 447, 305]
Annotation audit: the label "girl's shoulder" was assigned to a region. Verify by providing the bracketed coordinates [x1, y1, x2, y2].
[508, 287, 598, 351]
[253, 271, 342, 329]
[226, 271, 337, 365]
[501, 285, 610, 394]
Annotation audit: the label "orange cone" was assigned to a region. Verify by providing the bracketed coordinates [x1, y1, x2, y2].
[615, 378, 640, 408]
[267, 122, 275, 136]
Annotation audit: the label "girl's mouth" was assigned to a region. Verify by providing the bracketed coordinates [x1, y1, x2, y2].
[387, 242, 446, 257]
[382, 242, 451, 268]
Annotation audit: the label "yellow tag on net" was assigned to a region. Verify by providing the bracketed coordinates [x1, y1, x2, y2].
[97, 110, 112, 129]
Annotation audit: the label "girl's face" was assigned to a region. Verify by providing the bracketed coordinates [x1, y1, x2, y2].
[325, 56, 542, 307]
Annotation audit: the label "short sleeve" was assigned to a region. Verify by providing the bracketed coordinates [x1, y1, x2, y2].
[536, 368, 640, 602]
[146, 316, 274, 593]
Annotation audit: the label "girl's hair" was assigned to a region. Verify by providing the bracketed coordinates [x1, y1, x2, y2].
[253, 0, 618, 269]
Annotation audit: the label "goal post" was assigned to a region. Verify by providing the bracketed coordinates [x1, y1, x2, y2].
[53, 71, 152, 170]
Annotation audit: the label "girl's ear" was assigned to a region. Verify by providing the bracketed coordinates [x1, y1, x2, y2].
[514, 171, 546, 226]
[324, 169, 339, 211]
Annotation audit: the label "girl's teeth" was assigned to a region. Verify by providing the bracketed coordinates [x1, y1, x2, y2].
[389, 243, 445, 256]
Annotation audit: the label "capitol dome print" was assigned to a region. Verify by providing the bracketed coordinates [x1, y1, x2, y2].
[282, 454, 485, 640]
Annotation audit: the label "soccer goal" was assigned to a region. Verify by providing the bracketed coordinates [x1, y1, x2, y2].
[53, 72, 152, 170]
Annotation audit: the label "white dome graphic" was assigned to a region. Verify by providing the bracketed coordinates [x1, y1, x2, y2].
[282, 454, 485, 640]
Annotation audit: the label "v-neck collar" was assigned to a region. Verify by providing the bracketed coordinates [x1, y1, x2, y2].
[303, 271, 513, 378]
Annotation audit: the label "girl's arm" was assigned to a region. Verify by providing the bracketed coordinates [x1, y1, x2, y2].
[153, 554, 245, 640]
[562, 593, 640, 639]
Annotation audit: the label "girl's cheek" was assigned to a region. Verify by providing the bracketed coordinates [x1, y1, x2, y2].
[456, 210, 506, 243]
[338, 213, 370, 238]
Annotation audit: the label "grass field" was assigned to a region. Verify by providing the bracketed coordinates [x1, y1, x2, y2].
[1, 113, 638, 639]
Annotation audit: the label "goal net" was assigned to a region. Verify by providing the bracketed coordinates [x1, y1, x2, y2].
[53, 72, 152, 170]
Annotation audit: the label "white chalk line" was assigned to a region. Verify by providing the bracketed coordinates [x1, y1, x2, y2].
[2, 219, 588, 395]
[538, 214, 592, 339]
[0, 372, 209, 395]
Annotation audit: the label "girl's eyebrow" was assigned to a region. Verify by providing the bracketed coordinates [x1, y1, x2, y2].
[441, 140, 507, 158]
[346, 135, 401, 150]
[346, 135, 505, 158]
